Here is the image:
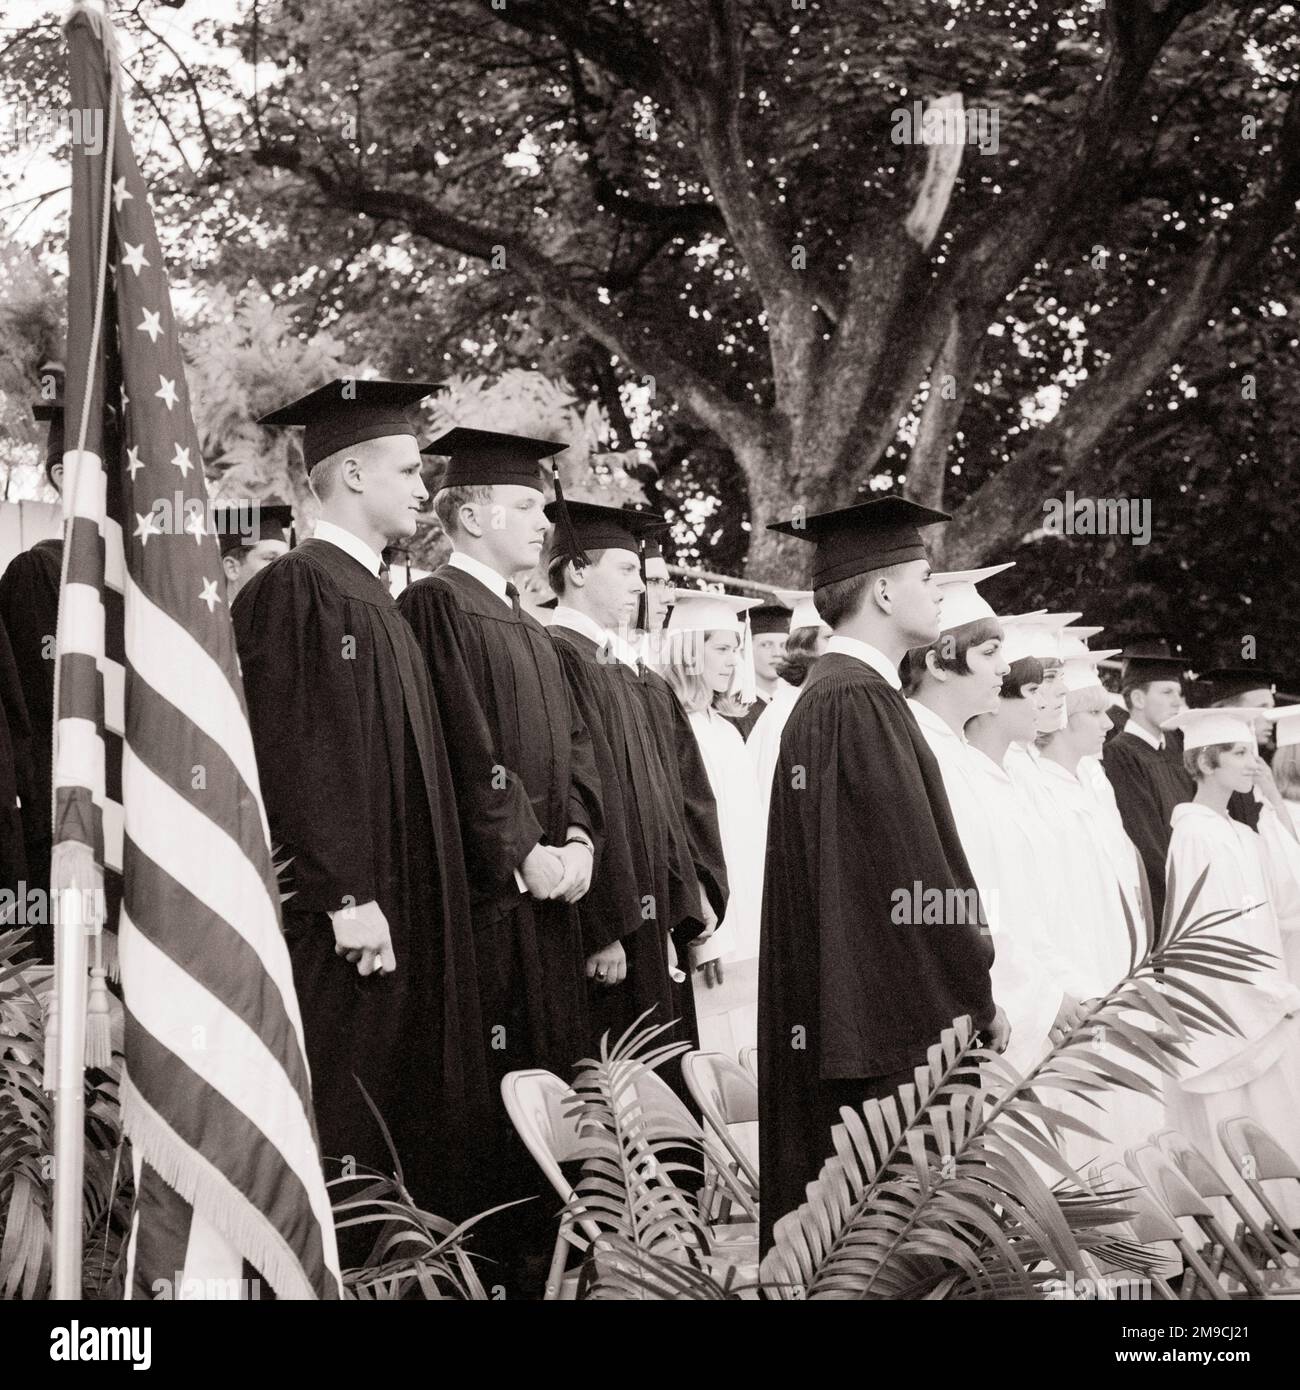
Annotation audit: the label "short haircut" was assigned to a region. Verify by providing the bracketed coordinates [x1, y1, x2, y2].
[1123, 676, 1181, 710]
[899, 616, 1002, 696]
[1000, 655, 1044, 700]
[1184, 743, 1232, 779]
[1273, 745, 1300, 799]
[308, 455, 341, 500]
[813, 572, 871, 631]
[433, 484, 494, 536]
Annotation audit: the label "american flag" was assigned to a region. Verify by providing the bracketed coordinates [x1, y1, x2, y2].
[56, 5, 339, 1298]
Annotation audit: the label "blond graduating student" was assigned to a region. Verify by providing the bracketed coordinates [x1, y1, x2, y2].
[659, 590, 765, 1060]
[1162, 707, 1300, 1225]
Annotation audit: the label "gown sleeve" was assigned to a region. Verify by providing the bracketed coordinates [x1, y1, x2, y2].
[233, 558, 376, 914]
[398, 581, 544, 894]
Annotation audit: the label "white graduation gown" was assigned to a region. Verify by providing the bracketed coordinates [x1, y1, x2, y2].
[1258, 797, 1300, 990]
[748, 678, 801, 837]
[907, 701, 1064, 1077]
[1164, 803, 1300, 1226]
[1021, 748, 1164, 1186]
[687, 707, 764, 1060]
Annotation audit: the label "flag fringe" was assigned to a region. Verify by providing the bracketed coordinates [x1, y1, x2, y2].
[119, 1070, 327, 1300]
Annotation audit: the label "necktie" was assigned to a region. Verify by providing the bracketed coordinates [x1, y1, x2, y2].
[378, 562, 392, 590]
[505, 581, 521, 616]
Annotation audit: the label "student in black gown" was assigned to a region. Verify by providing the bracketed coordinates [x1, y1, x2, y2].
[213, 499, 293, 605]
[234, 380, 495, 1231]
[543, 502, 712, 1088]
[398, 428, 606, 1079]
[1100, 637, 1194, 926]
[0, 392, 65, 958]
[722, 603, 790, 741]
[757, 497, 1006, 1252]
[0, 612, 29, 910]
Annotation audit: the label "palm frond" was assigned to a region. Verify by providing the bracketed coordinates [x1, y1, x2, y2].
[763, 872, 1257, 1299]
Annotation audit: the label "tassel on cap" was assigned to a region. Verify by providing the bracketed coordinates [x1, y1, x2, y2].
[550, 468, 590, 570]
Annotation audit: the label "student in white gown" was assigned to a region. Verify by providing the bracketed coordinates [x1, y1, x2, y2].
[1031, 654, 1163, 1185]
[659, 591, 766, 1059]
[1161, 707, 1300, 1226]
[904, 567, 1084, 1077]
[1269, 708, 1300, 987]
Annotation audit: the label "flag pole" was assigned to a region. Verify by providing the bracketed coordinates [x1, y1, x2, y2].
[51, 0, 114, 1300]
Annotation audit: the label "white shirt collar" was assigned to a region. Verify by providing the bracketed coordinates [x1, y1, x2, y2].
[1123, 717, 1163, 751]
[447, 549, 511, 608]
[825, 635, 901, 689]
[311, 519, 384, 578]
[907, 697, 967, 744]
[551, 605, 641, 670]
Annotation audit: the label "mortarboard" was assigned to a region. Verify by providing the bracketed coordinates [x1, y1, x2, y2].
[750, 603, 793, 637]
[767, 495, 950, 587]
[1270, 705, 1300, 750]
[544, 499, 665, 563]
[774, 588, 822, 631]
[1161, 707, 1262, 750]
[1060, 650, 1120, 693]
[1119, 634, 1188, 690]
[211, 500, 294, 557]
[420, 426, 563, 492]
[258, 378, 439, 468]
[999, 611, 1081, 665]
[1195, 667, 1279, 704]
[932, 562, 1013, 633]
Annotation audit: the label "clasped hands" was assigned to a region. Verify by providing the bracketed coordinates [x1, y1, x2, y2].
[521, 836, 592, 904]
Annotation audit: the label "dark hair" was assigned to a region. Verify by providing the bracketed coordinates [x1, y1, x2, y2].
[1000, 655, 1045, 701]
[778, 649, 819, 688]
[899, 617, 1003, 696]
[1184, 743, 1229, 778]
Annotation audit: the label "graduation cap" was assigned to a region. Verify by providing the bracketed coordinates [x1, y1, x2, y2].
[767, 495, 950, 587]
[1060, 650, 1121, 693]
[211, 500, 294, 557]
[774, 588, 823, 632]
[931, 562, 1014, 633]
[666, 590, 761, 703]
[258, 378, 439, 468]
[544, 499, 666, 563]
[999, 611, 1080, 665]
[1271, 705, 1300, 750]
[420, 426, 564, 492]
[1161, 707, 1263, 750]
[1119, 633, 1188, 691]
[749, 603, 793, 637]
[1195, 666, 1279, 704]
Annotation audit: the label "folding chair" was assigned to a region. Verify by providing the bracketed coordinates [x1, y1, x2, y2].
[1154, 1128, 1300, 1284]
[739, 1045, 758, 1083]
[1127, 1143, 1271, 1298]
[500, 1069, 603, 1300]
[1217, 1116, 1300, 1263]
[681, 1050, 760, 1197]
[1091, 1174, 1183, 1301]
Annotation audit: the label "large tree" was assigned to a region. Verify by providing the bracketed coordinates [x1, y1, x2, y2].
[4, 2, 1299, 621]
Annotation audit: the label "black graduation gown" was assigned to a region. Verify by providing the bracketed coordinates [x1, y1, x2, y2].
[0, 539, 61, 929]
[637, 668, 728, 925]
[0, 613, 29, 903]
[758, 653, 996, 1250]
[397, 564, 604, 1078]
[232, 539, 489, 1218]
[1101, 730, 1195, 926]
[548, 624, 703, 1074]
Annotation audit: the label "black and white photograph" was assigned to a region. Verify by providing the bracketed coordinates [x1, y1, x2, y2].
[1, 0, 1299, 1347]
